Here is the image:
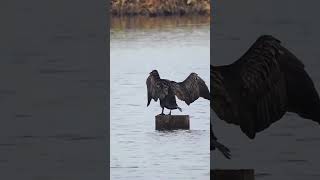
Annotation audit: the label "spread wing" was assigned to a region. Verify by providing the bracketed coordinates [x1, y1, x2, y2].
[235, 35, 288, 138]
[172, 73, 210, 105]
[146, 75, 159, 106]
[213, 35, 320, 139]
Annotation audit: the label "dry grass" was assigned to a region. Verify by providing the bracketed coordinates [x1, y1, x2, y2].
[110, 0, 210, 16]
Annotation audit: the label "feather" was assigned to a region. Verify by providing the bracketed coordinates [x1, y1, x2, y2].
[211, 35, 320, 139]
[172, 73, 210, 105]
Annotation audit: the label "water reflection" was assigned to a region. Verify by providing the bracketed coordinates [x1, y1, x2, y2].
[111, 15, 210, 30]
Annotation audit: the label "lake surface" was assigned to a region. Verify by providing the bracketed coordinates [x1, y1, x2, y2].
[110, 16, 210, 180]
[211, 1, 320, 180]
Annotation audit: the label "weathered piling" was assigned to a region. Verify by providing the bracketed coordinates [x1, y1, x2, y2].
[212, 169, 255, 180]
[155, 115, 190, 130]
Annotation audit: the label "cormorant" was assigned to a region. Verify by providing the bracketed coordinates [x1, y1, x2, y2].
[211, 35, 320, 139]
[146, 70, 210, 115]
[146, 70, 231, 158]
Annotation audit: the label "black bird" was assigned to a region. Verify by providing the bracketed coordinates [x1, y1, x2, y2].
[146, 70, 210, 115]
[147, 70, 231, 158]
[211, 35, 320, 139]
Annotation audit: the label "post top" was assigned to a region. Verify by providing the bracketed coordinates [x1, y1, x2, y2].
[155, 114, 189, 118]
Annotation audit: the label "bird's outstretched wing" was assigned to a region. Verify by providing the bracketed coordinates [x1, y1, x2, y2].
[172, 73, 210, 105]
[235, 35, 288, 138]
[146, 74, 171, 106]
[212, 35, 320, 139]
[146, 75, 159, 106]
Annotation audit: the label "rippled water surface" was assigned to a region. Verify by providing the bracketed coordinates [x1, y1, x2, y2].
[111, 16, 210, 180]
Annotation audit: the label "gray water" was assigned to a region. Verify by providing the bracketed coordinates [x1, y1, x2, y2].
[110, 16, 210, 180]
[211, 1, 320, 180]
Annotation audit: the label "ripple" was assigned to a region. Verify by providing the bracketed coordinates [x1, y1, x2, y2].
[269, 133, 293, 137]
[255, 172, 272, 178]
[279, 159, 308, 164]
[111, 166, 139, 169]
[296, 137, 320, 142]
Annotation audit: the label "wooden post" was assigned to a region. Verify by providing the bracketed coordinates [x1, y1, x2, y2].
[212, 169, 255, 180]
[155, 115, 190, 130]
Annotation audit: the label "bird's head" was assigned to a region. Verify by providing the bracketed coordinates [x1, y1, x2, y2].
[149, 70, 160, 79]
[189, 72, 199, 80]
[150, 70, 158, 75]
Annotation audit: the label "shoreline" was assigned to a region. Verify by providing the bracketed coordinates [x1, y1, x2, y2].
[110, 0, 210, 17]
[110, 15, 210, 30]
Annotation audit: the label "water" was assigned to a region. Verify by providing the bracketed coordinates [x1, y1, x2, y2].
[110, 16, 210, 180]
[211, 1, 320, 179]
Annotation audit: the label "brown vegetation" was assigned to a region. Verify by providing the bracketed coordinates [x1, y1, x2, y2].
[110, 0, 210, 16]
[111, 15, 210, 30]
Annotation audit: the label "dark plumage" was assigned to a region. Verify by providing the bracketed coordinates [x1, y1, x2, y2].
[147, 70, 231, 159]
[211, 35, 320, 139]
[146, 70, 210, 115]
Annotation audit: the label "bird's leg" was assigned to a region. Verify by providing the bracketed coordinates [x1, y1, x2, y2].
[169, 110, 171, 115]
[161, 107, 164, 115]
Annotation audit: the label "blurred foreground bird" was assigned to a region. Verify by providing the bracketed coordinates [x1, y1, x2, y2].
[211, 35, 320, 139]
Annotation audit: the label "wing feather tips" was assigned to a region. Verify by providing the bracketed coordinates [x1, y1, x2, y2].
[240, 117, 256, 139]
[190, 73, 210, 100]
[199, 77, 210, 100]
[147, 92, 152, 106]
[173, 73, 210, 105]
[237, 36, 290, 138]
[285, 64, 320, 122]
[146, 76, 152, 106]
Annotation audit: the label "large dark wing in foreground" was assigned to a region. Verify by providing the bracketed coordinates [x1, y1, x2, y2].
[172, 73, 210, 105]
[217, 35, 320, 139]
[235, 35, 288, 138]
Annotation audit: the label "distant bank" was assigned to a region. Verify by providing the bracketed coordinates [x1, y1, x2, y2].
[110, 0, 210, 16]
